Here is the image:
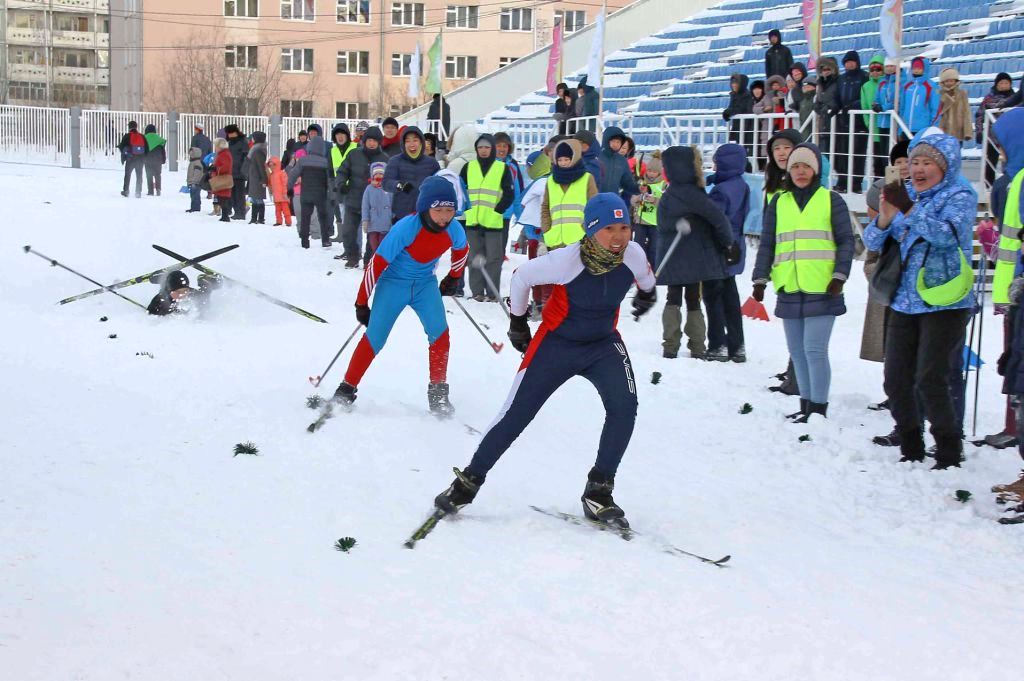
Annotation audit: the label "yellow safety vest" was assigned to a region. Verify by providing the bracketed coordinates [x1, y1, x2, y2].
[544, 174, 590, 248]
[330, 143, 354, 171]
[770, 187, 836, 294]
[992, 169, 1024, 304]
[638, 181, 664, 226]
[465, 160, 506, 229]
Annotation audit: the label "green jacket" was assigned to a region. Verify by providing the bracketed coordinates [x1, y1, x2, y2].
[860, 55, 885, 139]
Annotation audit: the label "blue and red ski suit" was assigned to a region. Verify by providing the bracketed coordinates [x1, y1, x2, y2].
[464, 240, 656, 480]
[344, 212, 469, 386]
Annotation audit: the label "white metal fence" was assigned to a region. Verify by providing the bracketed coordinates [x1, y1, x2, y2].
[81, 109, 166, 168]
[178, 113, 269, 161]
[0, 105, 70, 165]
[281, 117, 362, 144]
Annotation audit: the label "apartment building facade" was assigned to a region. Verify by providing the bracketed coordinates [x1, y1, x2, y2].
[135, 0, 629, 119]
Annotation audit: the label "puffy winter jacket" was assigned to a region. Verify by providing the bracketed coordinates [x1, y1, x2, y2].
[267, 157, 289, 203]
[245, 132, 268, 201]
[707, 144, 751, 277]
[597, 126, 639, 202]
[227, 134, 249, 179]
[836, 51, 868, 130]
[899, 59, 940, 135]
[337, 126, 390, 212]
[287, 136, 333, 204]
[212, 148, 233, 198]
[764, 31, 794, 80]
[382, 126, 441, 220]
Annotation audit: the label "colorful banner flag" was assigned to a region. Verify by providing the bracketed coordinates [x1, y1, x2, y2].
[424, 32, 443, 95]
[586, 7, 606, 89]
[408, 41, 421, 99]
[546, 19, 564, 95]
[802, 0, 823, 70]
[880, 0, 903, 59]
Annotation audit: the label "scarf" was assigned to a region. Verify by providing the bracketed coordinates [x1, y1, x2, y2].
[580, 236, 624, 275]
[552, 162, 586, 185]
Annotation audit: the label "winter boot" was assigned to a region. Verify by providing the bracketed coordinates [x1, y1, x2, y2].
[992, 471, 1024, 502]
[769, 360, 799, 395]
[872, 428, 902, 447]
[120, 190, 128, 197]
[932, 433, 964, 470]
[684, 310, 707, 359]
[435, 467, 483, 513]
[730, 345, 747, 363]
[786, 399, 809, 421]
[662, 304, 683, 358]
[332, 382, 357, 407]
[791, 401, 827, 424]
[427, 382, 455, 418]
[581, 467, 626, 523]
[898, 428, 926, 463]
[705, 346, 729, 362]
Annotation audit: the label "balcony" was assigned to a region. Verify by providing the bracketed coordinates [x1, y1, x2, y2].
[52, 29, 100, 49]
[7, 0, 105, 11]
[52, 65, 100, 85]
[9, 63, 49, 82]
[6, 26, 45, 45]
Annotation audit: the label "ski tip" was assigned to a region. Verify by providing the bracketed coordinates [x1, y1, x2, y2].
[714, 555, 732, 565]
[403, 540, 416, 549]
[306, 423, 318, 433]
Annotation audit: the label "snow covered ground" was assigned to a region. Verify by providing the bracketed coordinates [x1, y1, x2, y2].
[2, 162, 1023, 680]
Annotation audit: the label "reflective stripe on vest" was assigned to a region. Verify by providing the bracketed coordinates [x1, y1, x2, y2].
[465, 160, 505, 229]
[770, 187, 836, 294]
[330, 143, 354, 171]
[544, 174, 589, 248]
[638, 181, 664, 226]
[992, 169, 1024, 304]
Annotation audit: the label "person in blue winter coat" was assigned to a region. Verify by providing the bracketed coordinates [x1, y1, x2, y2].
[705, 143, 751, 362]
[863, 131, 975, 468]
[898, 57, 940, 137]
[433, 193, 658, 525]
[383, 126, 441, 223]
[597, 126, 639, 204]
[572, 129, 604, 186]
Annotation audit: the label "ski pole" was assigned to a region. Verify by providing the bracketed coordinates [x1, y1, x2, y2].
[24, 245, 147, 310]
[654, 217, 690, 279]
[971, 253, 988, 437]
[472, 255, 512, 319]
[450, 296, 503, 354]
[309, 323, 362, 387]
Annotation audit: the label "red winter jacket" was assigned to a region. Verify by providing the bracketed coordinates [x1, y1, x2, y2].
[212, 148, 233, 198]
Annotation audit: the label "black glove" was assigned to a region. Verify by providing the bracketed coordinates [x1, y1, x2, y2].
[632, 288, 657, 320]
[998, 351, 1009, 377]
[438, 274, 459, 296]
[399, 182, 414, 193]
[355, 303, 371, 327]
[752, 283, 766, 302]
[883, 181, 914, 214]
[826, 278, 845, 297]
[725, 242, 741, 266]
[871, 103, 883, 113]
[508, 313, 532, 353]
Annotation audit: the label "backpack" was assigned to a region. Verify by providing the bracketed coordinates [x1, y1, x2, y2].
[129, 131, 146, 156]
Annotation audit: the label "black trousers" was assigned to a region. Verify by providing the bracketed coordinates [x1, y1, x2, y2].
[300, 199, 330, 246]
[835, 120, 869, 191]
[666, 283, 702, 311]
[884, 308, 970, 441]
[231, 180, 247, 218]
[871, 131, 889, 184]
[703, 276, 744, 354]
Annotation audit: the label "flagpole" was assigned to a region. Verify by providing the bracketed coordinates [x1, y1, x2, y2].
[438, 25, 445, 141]
[598, 0, 607, 126]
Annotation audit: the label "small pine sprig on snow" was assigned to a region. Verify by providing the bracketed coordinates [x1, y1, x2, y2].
[798, 434, 812, 443]
[334, 537, 357, 552]
[306, 395, 324, 410]
[955, 490, 972, 503]
[233, 441, 259, 457]
[739, 403, 753, 414]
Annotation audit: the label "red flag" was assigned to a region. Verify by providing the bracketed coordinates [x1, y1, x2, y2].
[741, 296, 770, 321]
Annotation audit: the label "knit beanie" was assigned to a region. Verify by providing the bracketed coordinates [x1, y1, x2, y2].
[369, 162, 386, 177]
[787, 146, 820, 175]
[166, 271, 189, 291]
[911, 57, 925, 70]
[939, 67, 960, 83]
[804, 76, 818, 87]
[909, 142, 948, 173]
[865, 181, 882, 213]
[416, 175, 458, 213]
[884, 57, 900, 67]
[889, 139, 910, 164]
[583, 193, 630, 237]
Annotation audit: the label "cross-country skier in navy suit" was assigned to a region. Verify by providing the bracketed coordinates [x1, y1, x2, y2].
[434, 193, 658, 524]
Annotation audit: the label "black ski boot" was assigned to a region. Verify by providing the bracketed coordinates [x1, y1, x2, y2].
[581, 467, 627, 524]
[427, 382, 455, 418]
[332, 382, 357, 407]
[434, 467, 483, 513]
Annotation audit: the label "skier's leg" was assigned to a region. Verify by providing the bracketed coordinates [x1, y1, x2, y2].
[409, 279, 450, 383]
[579, 335, 639, 478]
[341, 278, 409, 387]
[463, 330, 576, 480]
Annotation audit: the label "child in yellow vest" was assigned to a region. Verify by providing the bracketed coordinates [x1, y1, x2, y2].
[540, 139, 599, 250]
[633, 153, 664, 265]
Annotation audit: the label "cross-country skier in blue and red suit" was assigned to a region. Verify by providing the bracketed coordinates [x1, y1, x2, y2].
[333, 176, 469, 415]
[434, 193, 657, 524]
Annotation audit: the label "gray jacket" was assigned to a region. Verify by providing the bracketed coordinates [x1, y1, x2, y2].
[186, 147, 205, 185]
[245, 139, 268, 200]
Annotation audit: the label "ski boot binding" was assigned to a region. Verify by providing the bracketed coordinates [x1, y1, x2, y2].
[435, 467, 482, 514]
[581, 467, 628, 527]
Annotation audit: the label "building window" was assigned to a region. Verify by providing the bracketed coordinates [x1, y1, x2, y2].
[8, 80, 49, 102]
[391, 52, 421, 77]
[281, 48, 314, 72]
[389, 103, 414, 117]
[281, 0, 315, 21]
[554, 10, 586, 33]
[54, 15, 91, 32]
[10, 48, 47, 65]
[337, 0, 371, 23]
[337, 101, 369, 119]
[498, 56, 518, 68]
[500, 7, 532, 31]
[224, 0, 259, 18]
[225, 97, 260, 115]
[281, 99, 314, 117]
[11, 12, 46, 29]
[225, 45, 258, 70]
[336, 50, 370, 75]
[446, 5, 478, 29]
[391, 2, 424, 26]
[59, 50, 94, 68]
[445, 55, 477, 80]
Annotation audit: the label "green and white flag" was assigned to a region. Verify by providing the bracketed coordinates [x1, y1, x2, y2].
[425, 31, 443, 95]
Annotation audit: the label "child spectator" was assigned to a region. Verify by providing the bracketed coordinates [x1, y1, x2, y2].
[185, 147, 204, 213]
[633, 153, 664, 266]
[360, 162, 393, 266]
[267, 156, 292, 227]
[938, 68, 973, 143]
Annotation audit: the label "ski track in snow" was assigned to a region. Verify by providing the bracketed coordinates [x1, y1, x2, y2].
[1, 164, 1022, 680]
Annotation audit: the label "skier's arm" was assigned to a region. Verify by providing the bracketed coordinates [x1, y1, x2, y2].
[508, 246, 584, 315]
[624, 242, 656, 292]
[447, 222, 469, 278]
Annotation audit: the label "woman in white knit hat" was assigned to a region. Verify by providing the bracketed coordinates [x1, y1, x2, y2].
[938, 68, 973, 143]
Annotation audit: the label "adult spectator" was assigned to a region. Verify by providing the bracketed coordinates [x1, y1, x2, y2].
[834, 51, 869, 193]
[427, 93, 452, 143]
[244, 131, 269, 224]
[494, 132, 525, 251]
[460, 134, 514, 301]
[224, 124, 249, 220]
[329, 123, 356, 243]
[554, 83, 577, 135]
[813, 57, 840, 157]
[723, 73, 754, 158]
[787, 63, 809, 113]
[575, 77, 600, 132]
[116, 120, 147, 198]
[898, 58, 939, 137]
[764, 29, 794, 80]
[380, 118, 403, 158]
[572, 130, 604, 185]
[860, 55, 887, 182]
[287, 135, 334, 249]
[976, 72, 1015, 187]
[938, 68, 973, 143]
[336, 126, 389, 266]
[597, 126, 639, 204]
[862, 132, 975, 469]
[383, 126, 441, 222]
[190, 123, 212, 158]
[210, 137, 233, 222]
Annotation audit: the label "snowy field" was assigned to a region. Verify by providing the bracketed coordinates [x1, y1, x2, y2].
[2, 162, 1023, 680]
